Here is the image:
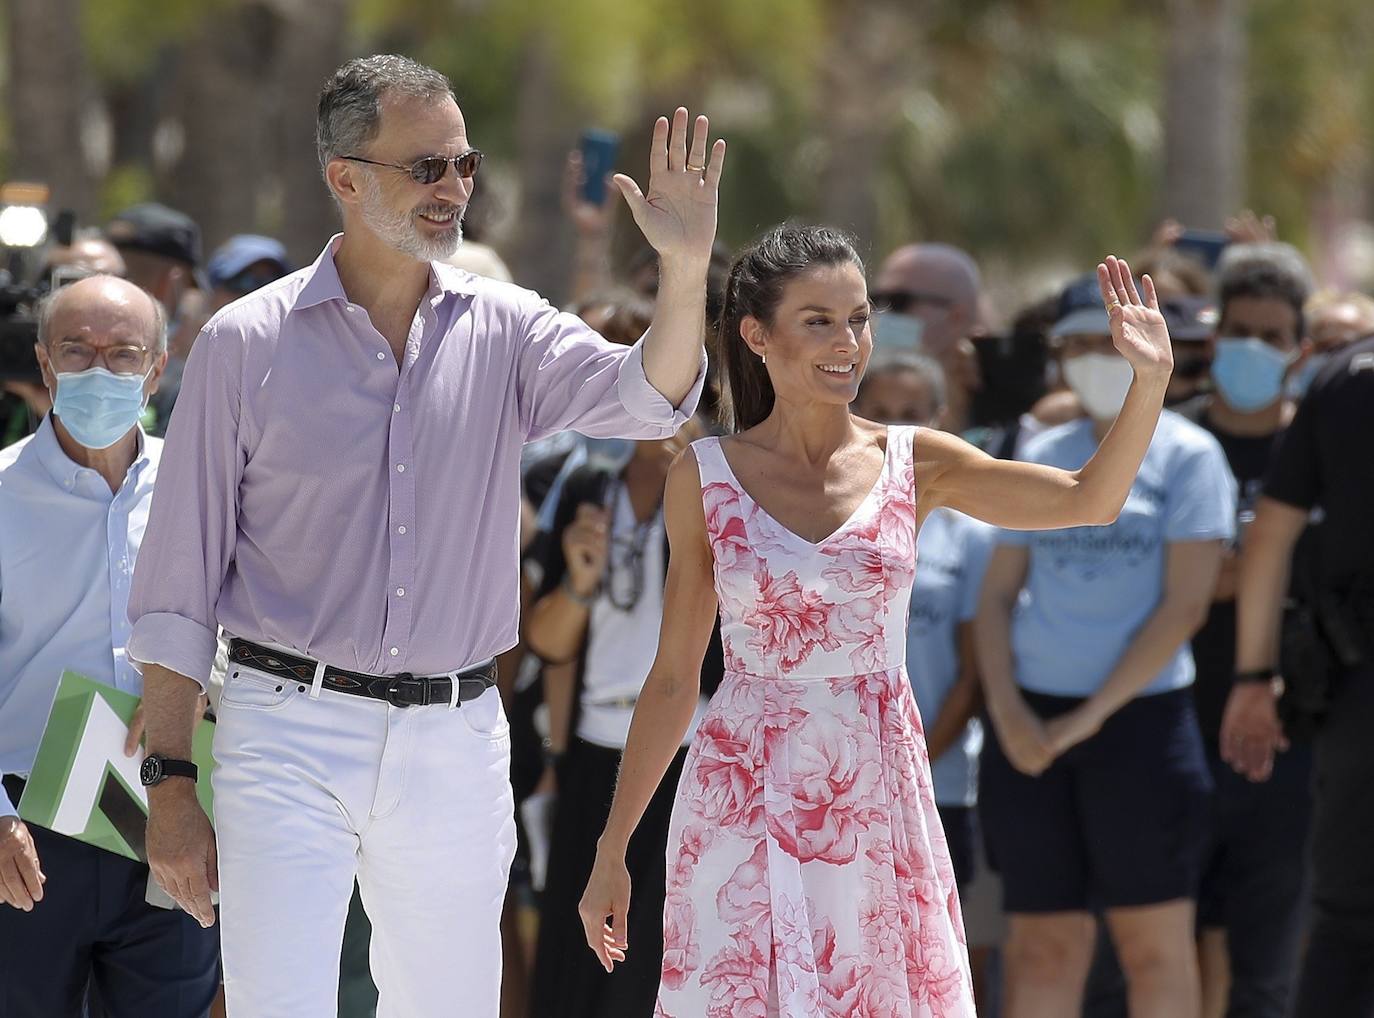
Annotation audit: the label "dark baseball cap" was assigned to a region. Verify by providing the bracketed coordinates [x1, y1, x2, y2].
[1160, 295, 1218, 342]
[207, 235, 290, 291]
[106, 203, 207, 286]
[1050, 273, 1111, 339]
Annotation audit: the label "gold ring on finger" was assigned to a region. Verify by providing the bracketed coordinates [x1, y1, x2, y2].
[686, 163, 705, 173]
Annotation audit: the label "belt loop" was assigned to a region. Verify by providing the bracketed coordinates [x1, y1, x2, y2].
[447, 671, 462, 711]
[310, 660, 326, 700]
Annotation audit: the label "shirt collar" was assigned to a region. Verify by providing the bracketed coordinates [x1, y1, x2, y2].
[292, 234, 479, 312]
[32, 415, 153, 493]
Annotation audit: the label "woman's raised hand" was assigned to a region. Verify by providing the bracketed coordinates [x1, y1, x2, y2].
[1098, 255, 1172, 383]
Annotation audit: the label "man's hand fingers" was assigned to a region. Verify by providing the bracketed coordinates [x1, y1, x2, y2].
[667, 107, 689, 172]
[0, 858, 34, 910]
[206, 836, 220, 894]
[613, 175, 648, 223]
[124, 704, 146, 757]
[183, 871, 216, 928]
[647, 116, 669, 177]
[704, 138, 727, 190]
[15, 847, 43, 902]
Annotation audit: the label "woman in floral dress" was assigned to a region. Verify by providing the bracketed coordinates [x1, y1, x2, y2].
[579, 223, 1176, 1017]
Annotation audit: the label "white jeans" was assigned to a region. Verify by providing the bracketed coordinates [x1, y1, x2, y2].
[212, 661, 516, 1017]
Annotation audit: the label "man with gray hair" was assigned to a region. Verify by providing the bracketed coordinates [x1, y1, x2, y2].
[129, 54, 724, 1016]
[0, 277, 221, 1016]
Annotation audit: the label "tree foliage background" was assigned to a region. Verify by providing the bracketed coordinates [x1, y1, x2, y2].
[2, 0, 1372, 310]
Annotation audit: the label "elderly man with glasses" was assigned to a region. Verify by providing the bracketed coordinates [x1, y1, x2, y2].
[128, 53, 724, 1018]
[0, 275, 221, 1017]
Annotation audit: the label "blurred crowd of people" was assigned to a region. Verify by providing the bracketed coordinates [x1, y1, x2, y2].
[3, 142, 1374, 1018]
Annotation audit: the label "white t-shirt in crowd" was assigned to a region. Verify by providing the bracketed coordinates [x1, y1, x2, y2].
[577, 485, 708, 749]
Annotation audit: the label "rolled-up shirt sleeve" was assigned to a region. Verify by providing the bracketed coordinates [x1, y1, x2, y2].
[127, 321, 246, 691]
[516, 297, 706, 444]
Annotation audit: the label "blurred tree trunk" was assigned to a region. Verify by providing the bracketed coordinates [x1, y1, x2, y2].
[815, 2, 923, 247]
[508, 31, 578, 301]
[1161, 0, 1245, 227]
[275, 0, 351, 265]
[7, 0, 97, 217]
[162, 2, 280, 252]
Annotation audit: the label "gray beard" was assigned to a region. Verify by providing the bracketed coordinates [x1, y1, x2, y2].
[358, 176, 465, 262]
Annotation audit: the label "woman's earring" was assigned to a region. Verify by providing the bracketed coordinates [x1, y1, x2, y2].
[761, 352, 767, 364]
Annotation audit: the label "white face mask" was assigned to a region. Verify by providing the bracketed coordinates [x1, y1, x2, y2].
[1063, 352, 1134, 420]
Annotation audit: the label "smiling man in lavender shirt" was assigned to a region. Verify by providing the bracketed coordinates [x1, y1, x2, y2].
[125, 54, 724, 1017]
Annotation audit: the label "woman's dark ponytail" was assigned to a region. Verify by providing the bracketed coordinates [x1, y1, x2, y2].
[714, 223, 863, 433]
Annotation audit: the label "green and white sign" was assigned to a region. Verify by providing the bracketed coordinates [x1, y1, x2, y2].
[18, 671, 215, 862]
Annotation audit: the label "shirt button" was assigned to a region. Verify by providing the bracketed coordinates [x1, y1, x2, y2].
[389, 647, 399, 657]
[377, 352, 386, 361]
[397, 525, 407, 535]
[346, 305, 356, 313]
[394, 404, 401, 413]
[396, 587, 405, 597]
[396, 464, 405, 473]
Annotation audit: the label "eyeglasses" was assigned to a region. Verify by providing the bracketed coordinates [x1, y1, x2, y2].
[870, 290, 955, 315]
[340, 150, 484, 185]
[50, 340, 152, 374]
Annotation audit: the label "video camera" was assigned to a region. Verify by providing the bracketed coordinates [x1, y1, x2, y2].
[0, 183, 76, 383]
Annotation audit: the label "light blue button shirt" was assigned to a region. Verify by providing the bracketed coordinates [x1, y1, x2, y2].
[908, 508, 996, 807]
[0, 418, 159, 816]
[999, 411, 1236, 698]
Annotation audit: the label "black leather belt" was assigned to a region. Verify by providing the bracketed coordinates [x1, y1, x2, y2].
[227, 638, 496, 708]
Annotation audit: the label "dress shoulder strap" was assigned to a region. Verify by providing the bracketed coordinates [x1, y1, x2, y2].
[893, 425, 920, 509]
[688, 435, 732, 488]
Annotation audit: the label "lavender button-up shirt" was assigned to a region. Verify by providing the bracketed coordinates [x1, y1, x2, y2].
[128, 237, 704, 688]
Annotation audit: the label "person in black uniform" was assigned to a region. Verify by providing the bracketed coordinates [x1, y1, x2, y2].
[1224, 331, 1374, 1017]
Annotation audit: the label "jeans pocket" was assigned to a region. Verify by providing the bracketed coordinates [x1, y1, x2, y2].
[458, 687, 510, 740]
[219, 667, 299, 712]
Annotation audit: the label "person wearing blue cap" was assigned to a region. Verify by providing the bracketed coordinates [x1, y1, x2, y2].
[977, 270, 1237, 1018]
[151, 236, 292, 433]
[205, 235, 292, 313]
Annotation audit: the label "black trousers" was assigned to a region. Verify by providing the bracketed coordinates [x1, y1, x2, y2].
[529, 737, 686, 1018]
[1293, 664, 1374, 1017]
[0, 792, 221, 1018]
[1197, 741, 1313, 1018]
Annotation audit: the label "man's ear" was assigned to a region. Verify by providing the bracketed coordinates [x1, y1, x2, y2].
[325, 159, 363, 209]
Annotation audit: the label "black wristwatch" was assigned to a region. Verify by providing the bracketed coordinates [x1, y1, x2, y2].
[140, 754, 198, 787]
[1234, 668, 1285, 697]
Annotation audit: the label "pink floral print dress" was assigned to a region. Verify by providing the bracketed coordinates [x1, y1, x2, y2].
[655, 425, 975, 1018]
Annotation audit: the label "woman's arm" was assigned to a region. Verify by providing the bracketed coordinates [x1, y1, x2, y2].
[1044, 539, 1223, 753]
[923, 621, 983, 762]
[918, 258, 1172, 531]
[974, 544, 1056, 776]
[579, 447, 719, 970]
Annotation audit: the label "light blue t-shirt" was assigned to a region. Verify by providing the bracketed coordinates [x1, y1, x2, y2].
[909, 508, 996, 807]
[1000, 411, 1237, 698]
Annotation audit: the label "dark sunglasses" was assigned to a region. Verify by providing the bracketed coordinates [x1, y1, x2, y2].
[869, 289, 955, 315]
[341, 149, 483, 185]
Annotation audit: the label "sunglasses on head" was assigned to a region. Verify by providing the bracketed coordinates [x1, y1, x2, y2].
[341, 149, 483, 185]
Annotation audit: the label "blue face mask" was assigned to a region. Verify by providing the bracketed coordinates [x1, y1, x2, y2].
[52, 367, 152, 449]
[873, 312, 925, 352]
[1286, 352, 1327, 399]
[1211, 338, 1295, 412]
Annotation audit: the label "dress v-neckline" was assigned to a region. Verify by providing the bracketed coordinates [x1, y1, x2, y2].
[712, 426, 892, 549]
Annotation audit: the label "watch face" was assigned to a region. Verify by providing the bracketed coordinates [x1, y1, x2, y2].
[140, 755, 162, 786]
